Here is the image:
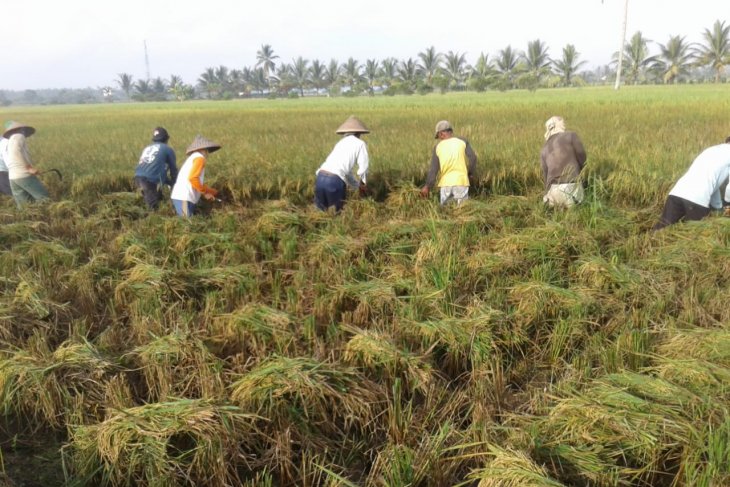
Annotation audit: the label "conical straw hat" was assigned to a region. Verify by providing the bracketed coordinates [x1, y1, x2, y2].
[3, 121, 36, 139]
[335, 116, 370, 134]
[186, 134, 221, 155]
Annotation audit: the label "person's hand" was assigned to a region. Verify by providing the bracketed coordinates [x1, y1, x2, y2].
[27, 166, 39, 175]
[203, 192, 216, 201]
[420, 186, 430, 198]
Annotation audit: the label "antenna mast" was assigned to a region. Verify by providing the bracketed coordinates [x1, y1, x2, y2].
[144, 40, 151, 81]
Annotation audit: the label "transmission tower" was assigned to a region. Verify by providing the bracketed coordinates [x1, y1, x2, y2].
[144, 40, 151, 81]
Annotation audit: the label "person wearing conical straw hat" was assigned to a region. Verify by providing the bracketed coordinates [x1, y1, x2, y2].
[314, 116, 370, 212]
[420, 120, 478, 205]
[2, 121, 50, 206]
[652, 136, 730, 231]
[540, 116, 586, 208]
[170, 134, 220, 217]
[134, 127, 178, 210]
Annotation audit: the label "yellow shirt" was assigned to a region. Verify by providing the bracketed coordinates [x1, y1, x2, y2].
[435, 137, 470, 187]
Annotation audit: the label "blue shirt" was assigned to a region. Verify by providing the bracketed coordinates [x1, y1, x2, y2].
[134, 142, 177, 185]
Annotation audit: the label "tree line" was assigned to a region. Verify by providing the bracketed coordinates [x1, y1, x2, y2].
[1, 20, 727, 106]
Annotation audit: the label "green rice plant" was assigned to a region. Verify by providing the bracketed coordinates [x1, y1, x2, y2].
[467, 445, 566, 487]
[330, 278, 403, 326]
[650, 357, 730, 399]
[0, 335, 118, 428]
[655, 328, 730, 366]
[681, 416, 730, 487]
[64, 252, 117, 316]
[253, 204, 304, 238]
[572, 255, 645, 299]
[129, 330, 224, 401]
[169, 264, 260, 303]
[230, 356, 381, 438]
[303, 232, 367, 271]
[68, 399, 259, 486]
[12, 275, 53, 319]
[70, 172, 135, 200]
[534, 373, 703, 485]
[367, 421, 463, 486]
[343, 327, 432, 393]
[113, 260, 169, 308]
[209, 304, 297, 356]
[402, 308, 497, 374]
[508, 281, 594, 328]
[0, 221, 48, 247]
[0, 339, 64, 428]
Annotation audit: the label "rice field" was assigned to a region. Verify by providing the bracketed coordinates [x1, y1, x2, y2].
[0, 85, 729, 486]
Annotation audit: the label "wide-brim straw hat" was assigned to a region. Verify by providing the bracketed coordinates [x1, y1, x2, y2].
[335, 116, 370, 134]
[186, 134, 221, 155]
[3, 121, 36, 139]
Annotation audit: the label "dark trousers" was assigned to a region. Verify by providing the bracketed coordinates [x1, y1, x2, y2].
[653, 195, 711, 231]
[314, 172, 346, 211]
[134, 176, 163, 209]
[0, 171, 11, 196]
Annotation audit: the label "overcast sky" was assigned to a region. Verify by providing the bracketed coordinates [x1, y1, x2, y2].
[1, 0, 725, 91]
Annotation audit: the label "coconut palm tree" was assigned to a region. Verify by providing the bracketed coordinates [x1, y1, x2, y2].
[552, 44, 587, 86]
[616, 31, 656, 84]
[495, 45, 521, 88]
[291, 57, 310, 96]
[417, 46, 443, 85]
[256, 44, 279, 90]
[324, 59, 341, 88]
[116, 73, 134, 99]
[380, 58, 398, 87]
[309, 60, 326, 93]
[522, 39, 552, 84]
[214, 65, 231, 94]
[197, 67, 221, 99]
[342, 58, 363, 90]
[443, 51, 468, 89]
[652, 35, 695, 84]
[364, 59, 380, 95]
[397, 58, 418, 91]
[132, 79, 151, 101]
[694, 20, 730, 82]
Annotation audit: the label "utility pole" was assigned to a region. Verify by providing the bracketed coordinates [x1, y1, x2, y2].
[614, 0, 629, 90]
[144, 40, 151, 81]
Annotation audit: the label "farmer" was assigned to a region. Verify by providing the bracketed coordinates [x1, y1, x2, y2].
[134, 126, 177, 210]
[540, 116, 587, 208]
[420, 120, 477, 205]
[652, 137, 730, 231]
[170, 134, 220, 217]
[314, 115, 370, 212]
[0, 125, 11, 196]
[3, 121, 50, 206]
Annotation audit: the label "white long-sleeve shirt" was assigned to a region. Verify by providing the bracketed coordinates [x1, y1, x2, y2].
[0, 138, 7, 172]
[669, 143, 730, 209]
[316, 135, 369, 187]
[5, 133, 34, 180]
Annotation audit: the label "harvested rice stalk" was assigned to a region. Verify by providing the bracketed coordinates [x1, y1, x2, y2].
[230, 356, 381, 437]
[343, 327, 432, 393]
[69, 399, 259, 486]
[130, 330, 224, 401]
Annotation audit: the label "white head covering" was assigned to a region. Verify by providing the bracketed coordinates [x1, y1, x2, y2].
[544, 116, 566, 141]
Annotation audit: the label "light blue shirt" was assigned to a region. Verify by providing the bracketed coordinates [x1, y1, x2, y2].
[669, 143, 730, 209]
[0, 138, 7, 172]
